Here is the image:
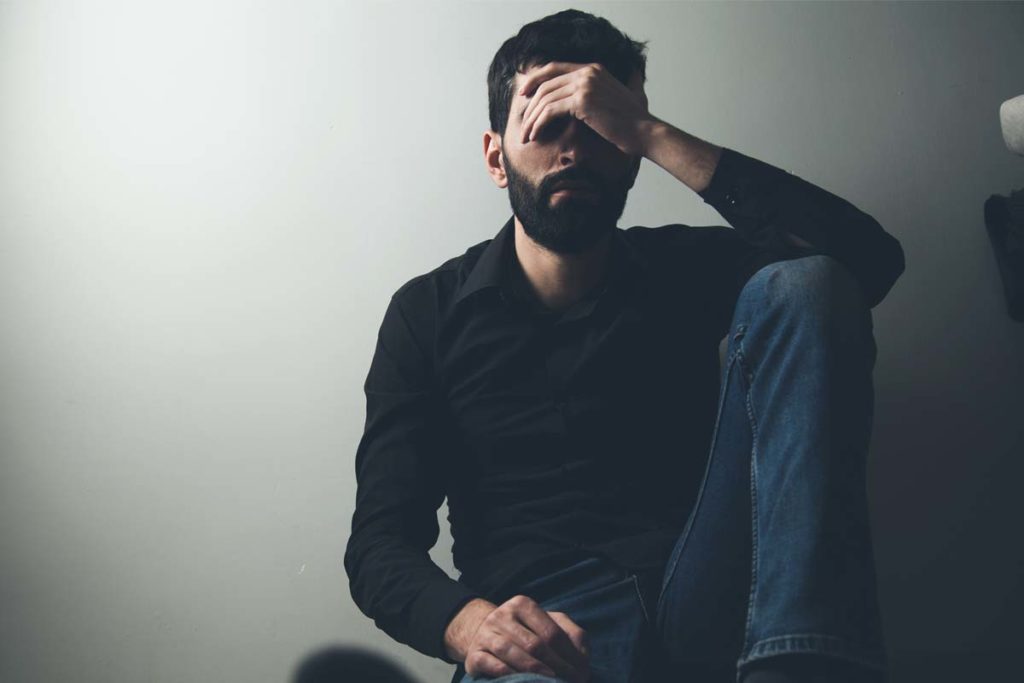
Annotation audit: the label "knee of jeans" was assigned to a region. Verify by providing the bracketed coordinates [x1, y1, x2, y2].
[743, 254, 868, 318]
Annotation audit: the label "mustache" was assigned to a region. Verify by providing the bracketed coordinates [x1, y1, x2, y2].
[541, 169, 605, 197]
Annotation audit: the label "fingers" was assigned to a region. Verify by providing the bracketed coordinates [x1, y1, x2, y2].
[464, 594, 592, 683]
[548, 611, 590, 660]
[518, 61, 573, 96]
[471, 634, 560, 679]
[522, 85, 576, 143]
[511, 599, 590, 679]
[522, 73, 573, 122]
[501, 613, 579, 676]
[518, 61, 601, 96]
[464, 649, 517, 679]
[547, 611, 591, 683]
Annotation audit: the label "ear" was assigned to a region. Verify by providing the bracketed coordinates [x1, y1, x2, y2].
[483, 129, 508, 189]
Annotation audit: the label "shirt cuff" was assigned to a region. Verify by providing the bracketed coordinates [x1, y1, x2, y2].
[697, 146, 756, 211]
[407, 578, 483, 664]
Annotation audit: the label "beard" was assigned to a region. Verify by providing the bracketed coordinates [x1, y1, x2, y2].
[503, 143, 631, 255]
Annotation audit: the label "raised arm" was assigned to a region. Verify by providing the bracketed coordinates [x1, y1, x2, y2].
[512, 62, 904, 307]
[643, 123, 905, 308]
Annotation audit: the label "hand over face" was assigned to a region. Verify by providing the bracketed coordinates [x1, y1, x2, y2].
[517, 61, 655, 157]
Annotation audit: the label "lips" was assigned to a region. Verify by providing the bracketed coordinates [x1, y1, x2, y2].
[551, 181, 596, 194]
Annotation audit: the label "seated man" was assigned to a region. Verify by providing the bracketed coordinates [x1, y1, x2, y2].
[344, 9, 904, 683]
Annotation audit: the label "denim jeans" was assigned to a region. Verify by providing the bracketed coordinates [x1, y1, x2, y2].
[452, 255, 889, 683]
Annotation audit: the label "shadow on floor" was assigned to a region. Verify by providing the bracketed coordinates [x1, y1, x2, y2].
[292, 645, 423, 683]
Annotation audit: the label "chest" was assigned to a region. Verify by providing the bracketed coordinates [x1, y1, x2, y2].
[436, 292, 721, 446]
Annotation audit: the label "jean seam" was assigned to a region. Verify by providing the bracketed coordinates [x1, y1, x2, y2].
[737, 633, 889, 674]
[630, 573, 651, 625]
[735, 344, 760, 654]
[654, 332, 743, 619]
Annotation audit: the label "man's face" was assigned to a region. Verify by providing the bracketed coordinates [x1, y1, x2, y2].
[497, 66, 643, 255]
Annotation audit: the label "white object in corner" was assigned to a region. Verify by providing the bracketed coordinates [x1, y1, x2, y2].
[1001, 94, 1024, 156]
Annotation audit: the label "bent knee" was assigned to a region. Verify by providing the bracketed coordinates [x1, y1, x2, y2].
[745, 254, 867, 313]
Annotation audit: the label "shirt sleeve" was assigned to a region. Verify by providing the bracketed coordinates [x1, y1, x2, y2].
[343, 288, 482, 663]
[697, 147, 905, 308]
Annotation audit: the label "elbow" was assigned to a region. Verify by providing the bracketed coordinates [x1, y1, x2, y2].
[864, 223, 906, 308]
[881, 228, 906, 297]
[891, 236, 906, 283]
[343, 534, 361, 599]
[344, 525, 374, 602]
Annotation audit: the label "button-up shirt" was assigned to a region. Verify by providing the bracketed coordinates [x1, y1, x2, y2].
[343, 147, 905, 663]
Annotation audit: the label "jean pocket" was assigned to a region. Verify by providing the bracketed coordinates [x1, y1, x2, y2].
[629, 573, 652, 625]
[520, 556, 620, 605]
[540, 574, 646, 672]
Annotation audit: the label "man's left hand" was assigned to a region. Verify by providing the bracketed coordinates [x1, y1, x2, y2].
[518, 61, 658, 157]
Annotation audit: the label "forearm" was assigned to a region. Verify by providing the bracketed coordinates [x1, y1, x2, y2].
[657, 139, 905, 307]
[641, 118, 723, 194]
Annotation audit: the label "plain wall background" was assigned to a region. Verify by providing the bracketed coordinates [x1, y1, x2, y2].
[2, 1, 1022, 681]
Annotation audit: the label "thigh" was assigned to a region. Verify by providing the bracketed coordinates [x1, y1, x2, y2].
[458, 673, 566, 683]
[651, 329, 754, 680]
[452, 557, 650, 683]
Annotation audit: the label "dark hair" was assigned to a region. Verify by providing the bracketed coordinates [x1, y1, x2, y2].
[487, 9, 649, 136]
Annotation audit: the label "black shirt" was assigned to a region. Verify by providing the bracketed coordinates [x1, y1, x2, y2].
[343, 147, 905, 663]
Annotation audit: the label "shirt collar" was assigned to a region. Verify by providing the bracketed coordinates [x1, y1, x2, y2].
[452, 215, 651, 310]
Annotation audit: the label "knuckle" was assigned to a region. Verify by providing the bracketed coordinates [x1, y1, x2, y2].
[465, 651, 485, 670]
[507, 594, 533, 610]
[538, 624, 560, 645]
[493, 639, 513, 658]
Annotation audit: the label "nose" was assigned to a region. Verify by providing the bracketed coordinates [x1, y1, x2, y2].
[554, 115, 597, 163]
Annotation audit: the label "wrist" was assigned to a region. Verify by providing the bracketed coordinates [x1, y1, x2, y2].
[638, 115, 667, 159]
[643, 120, 722, 194]
[444, 598, 497, 662]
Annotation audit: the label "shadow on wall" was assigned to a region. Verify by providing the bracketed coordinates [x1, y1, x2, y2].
[292, 645, 423, 683]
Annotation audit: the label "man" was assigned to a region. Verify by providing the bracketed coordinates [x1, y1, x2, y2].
[345, 9, 904, 683]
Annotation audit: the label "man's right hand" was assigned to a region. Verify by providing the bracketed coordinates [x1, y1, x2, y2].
[444, 596, 591, 682]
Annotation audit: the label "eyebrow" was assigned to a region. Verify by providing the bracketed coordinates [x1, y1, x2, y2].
[517, 91, 532, 121]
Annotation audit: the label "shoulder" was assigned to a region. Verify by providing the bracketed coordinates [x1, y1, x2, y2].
[387, 236, 492, 320]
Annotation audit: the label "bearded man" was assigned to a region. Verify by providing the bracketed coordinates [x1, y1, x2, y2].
[345, 9, 903, 683]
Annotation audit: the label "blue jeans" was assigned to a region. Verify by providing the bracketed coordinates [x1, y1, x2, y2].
[452, 255, 889, 683]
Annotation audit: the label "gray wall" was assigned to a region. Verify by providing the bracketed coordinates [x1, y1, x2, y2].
[2, 1, 1022, 681]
